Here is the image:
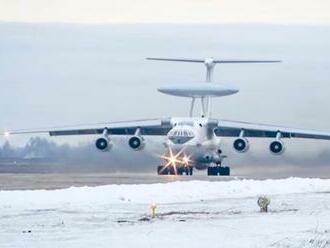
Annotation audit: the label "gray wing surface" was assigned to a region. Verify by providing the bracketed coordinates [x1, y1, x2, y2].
[215, 119, 330, 140]
[3, 118, 172, 137]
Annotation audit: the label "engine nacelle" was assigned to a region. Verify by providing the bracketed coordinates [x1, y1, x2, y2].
[128, 136, 145, 150]
[269, 140, 285, 155]
[233, 138, 249, 153]
[95, 136, 111, 151]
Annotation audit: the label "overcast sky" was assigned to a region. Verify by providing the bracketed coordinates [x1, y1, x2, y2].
[1, 23, 330, 143]
[1, 0, 330, 24]
[0, 1, 330, 175]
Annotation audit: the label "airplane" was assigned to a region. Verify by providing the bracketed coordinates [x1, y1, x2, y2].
[3, 57, 330, 176]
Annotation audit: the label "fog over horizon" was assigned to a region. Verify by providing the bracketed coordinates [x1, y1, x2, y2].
[0, 22, 330, 176]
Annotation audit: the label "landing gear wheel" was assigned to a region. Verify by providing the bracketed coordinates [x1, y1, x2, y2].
[157, 165, 193, 175]
[157, 165, 177, 175]
[219, 166, 230, 176]
[207, 166, 230, 176]
[207, 166, 218, 176]
[168, 166, 176, 175]
[185, 166, 193, 176]
[157, 165, 168, 175]
[176, 166, 185, 175]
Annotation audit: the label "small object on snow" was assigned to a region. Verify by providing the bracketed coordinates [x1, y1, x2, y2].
[257, 196, 271, 212]
[117, 219, 129, 223]
[150, 202, 157, 218]
[139, 216, 151, 222]
[22, 230, 32, 233]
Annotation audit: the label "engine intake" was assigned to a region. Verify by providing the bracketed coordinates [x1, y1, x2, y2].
[95, 137, 111, 151]
[128, 136, 145, 150]
[233, 138, 249, 153]
[270, 140, 284, 155]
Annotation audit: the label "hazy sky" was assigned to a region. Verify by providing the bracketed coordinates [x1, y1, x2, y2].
[1, 0, 330, 24]
[1, 23, 330, 137]
[0, 22, 330, 175]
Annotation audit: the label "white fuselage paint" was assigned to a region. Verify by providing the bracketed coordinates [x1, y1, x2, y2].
[164, 117, 222, 170]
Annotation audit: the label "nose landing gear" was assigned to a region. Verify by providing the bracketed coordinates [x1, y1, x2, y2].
[207, 152, 230, 176]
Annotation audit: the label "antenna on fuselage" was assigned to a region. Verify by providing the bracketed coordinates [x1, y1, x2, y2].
[147, 57, 281, 117]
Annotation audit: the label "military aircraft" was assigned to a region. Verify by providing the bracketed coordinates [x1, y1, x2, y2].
[4, 57, 330, 176]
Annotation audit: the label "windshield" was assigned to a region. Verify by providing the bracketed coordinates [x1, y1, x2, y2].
[168, 127, 195, 144]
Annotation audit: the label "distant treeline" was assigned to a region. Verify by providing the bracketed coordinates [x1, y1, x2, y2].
[0, 137, 156, 172]
[0, 137, 70, 159]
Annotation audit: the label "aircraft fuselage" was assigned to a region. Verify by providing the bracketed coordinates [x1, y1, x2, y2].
[163, 117, 223, 170]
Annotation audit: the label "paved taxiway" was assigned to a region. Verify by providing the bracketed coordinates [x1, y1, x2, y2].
[0, 173, 245, 190]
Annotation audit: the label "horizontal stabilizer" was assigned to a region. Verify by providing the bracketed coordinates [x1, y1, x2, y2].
[146, 58, 204, 63]
[146, 57, 281, 64]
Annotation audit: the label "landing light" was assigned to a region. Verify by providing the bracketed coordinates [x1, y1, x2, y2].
[169, 156, 177, 165]
[158, 147, 186, 175]
[183, 156, 190, 165]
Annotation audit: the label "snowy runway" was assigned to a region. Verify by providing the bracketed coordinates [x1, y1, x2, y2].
[0, 178, 330, 248]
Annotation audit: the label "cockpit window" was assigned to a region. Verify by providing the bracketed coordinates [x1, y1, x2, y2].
[176, 121, 193, 126]
[168, 127, 195, 144]
[169, 129, 194, 137]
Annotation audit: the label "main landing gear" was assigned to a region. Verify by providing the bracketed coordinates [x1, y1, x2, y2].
[157, 165, 193, 175]
[207, 165, 230, 176]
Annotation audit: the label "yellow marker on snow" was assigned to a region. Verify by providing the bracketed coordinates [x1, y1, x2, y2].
[150, 203, 157, 218]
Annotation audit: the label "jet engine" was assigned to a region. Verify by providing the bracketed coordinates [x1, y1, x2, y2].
[95, 136, 112, 151]
[269, 140, 285, 155]
[128, 136, 145, 150]
[233, 137, 249, 153]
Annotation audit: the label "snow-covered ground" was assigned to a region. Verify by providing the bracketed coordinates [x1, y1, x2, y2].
[0, 178, 330, 248]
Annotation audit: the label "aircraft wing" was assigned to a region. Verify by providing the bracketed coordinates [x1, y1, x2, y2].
[3, 118, 172, 137]
[215, 119, 330, 140]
